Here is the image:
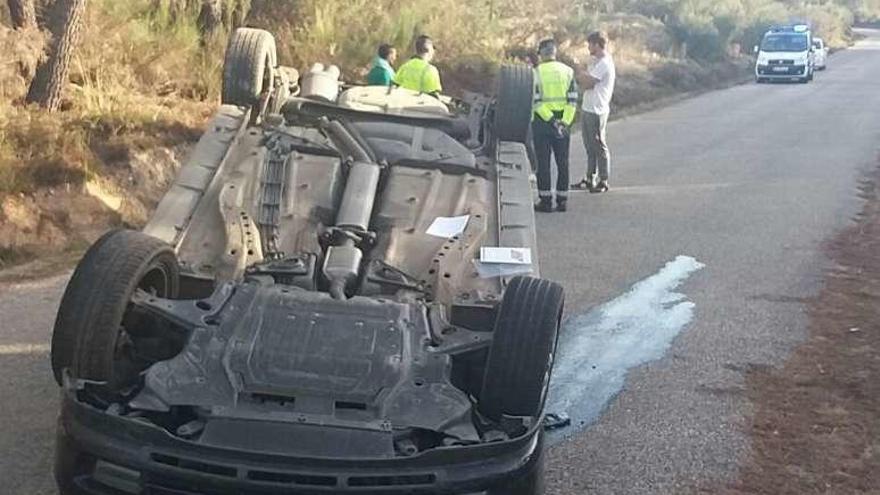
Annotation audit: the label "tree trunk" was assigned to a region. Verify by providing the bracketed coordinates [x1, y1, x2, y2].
[197, 0, 222, 38]
[7, 0, 37, 29]
[25, 0, 87, 111]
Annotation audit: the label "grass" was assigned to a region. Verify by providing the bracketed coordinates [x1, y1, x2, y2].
[0, 1, 215, 270]
[0, 0, 215, 196]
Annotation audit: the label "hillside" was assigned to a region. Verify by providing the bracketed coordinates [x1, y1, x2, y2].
[1, 0, 878, 273]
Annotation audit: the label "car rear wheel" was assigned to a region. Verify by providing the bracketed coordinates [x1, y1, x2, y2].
[479, 276, 564, 421]
[50, 229, 180, 388]
[495, 64, 534, 144]
[222, 28, 277, 108]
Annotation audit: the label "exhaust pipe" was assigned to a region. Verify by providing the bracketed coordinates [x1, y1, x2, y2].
[320, 121, 381, 299]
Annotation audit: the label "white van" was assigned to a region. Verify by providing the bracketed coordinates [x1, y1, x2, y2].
[755, 25, 815, 83]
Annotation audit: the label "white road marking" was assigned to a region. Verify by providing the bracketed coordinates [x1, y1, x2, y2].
[0, 343, 50, 355]
[546, 255, 705, 442]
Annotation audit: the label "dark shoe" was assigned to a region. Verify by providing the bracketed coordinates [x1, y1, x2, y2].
[570, 178, 593, 191]
[556, 199, 567, 212]
[534, 198, 553, 212]
[590, 181, 609, 193]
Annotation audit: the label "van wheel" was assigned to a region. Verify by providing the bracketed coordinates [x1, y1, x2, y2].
[50, 230, 180, 388]
[479, 276, 564, 421]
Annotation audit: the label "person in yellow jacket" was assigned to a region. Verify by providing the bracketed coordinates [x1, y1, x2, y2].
[532, 38, 578, 213]
[394, 35, 442, 96]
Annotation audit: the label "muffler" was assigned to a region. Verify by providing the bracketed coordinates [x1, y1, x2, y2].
[321, 121, 381, 299]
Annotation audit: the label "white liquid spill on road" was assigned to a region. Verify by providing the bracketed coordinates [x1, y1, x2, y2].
[546, 255, 705, 443]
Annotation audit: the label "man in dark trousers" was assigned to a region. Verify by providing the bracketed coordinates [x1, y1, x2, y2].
[532, 39, 578, 212]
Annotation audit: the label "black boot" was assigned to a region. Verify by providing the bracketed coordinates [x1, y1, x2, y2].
[534, 197, 553, 212]
[556, 198, 567, 212]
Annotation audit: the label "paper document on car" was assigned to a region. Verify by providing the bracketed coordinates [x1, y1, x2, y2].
[426, 215, 470, 238]
[480, 247, 532, 265]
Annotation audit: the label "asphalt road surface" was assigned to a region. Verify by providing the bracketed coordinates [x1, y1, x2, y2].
[2, 29, 880, 495]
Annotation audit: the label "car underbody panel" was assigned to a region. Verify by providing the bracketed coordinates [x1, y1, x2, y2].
[54, 31, 553, 495]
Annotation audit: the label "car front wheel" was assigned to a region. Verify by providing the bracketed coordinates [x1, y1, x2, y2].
[50, 229, 182, 388]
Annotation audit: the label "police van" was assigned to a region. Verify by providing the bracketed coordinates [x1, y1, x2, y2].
[754, 24, 815, 83]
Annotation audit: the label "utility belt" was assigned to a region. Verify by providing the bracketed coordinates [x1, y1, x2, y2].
[534, 110, 565, 121]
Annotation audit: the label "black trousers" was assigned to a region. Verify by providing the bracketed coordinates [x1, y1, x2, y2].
[532, 118, 570, 200]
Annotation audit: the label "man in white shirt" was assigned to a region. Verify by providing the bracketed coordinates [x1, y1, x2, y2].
[572, 31, 616, 193]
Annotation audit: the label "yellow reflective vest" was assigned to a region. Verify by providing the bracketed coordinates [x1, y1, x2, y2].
[533, 61, 578, 126]
[395, 57, 442, 94]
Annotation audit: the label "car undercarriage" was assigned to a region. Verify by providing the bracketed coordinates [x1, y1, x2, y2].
[50, 28, 564, 495]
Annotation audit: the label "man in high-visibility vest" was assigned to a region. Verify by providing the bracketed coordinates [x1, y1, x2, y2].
[395, 35, 442, 96]
[532, 38, 578, 213]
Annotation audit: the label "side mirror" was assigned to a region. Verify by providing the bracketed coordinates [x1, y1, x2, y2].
[753, 45, 759, 54]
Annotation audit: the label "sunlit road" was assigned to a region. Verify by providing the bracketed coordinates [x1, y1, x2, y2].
[542, 28, 880, 494]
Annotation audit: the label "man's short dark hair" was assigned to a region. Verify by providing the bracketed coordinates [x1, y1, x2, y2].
[587, 31, 608, 49]
[378, 43, 394, 59]
[538, 38, 557, 57]
[415, 35, 433, 55]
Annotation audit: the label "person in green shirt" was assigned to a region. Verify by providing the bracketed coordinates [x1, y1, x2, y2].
[366, 43, 397, 86]
[394, 35, 442, 96]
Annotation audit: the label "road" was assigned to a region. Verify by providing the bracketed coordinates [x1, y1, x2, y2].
[2, 29, 879, 495]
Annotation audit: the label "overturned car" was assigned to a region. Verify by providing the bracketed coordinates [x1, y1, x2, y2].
[51, 28, 564, 495]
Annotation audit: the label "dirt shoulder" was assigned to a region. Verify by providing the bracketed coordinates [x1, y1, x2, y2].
[722, 162, 880, 494]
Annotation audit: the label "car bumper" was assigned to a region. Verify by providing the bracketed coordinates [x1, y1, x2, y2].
[756, 64, 807, 78]
[56, 388, 542, 495]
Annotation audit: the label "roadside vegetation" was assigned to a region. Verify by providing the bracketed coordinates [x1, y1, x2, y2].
[1, 0, 879, 269]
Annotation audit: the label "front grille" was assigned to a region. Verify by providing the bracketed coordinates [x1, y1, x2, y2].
[758, 64, 805, 76]
[147, 486, 210, 495]
[247, 470, 337, 486]
[348, 473, 437, 487]
[151, 453, 237, 478]
[768, 59, 795, 65]
[148, 451, 439, 491]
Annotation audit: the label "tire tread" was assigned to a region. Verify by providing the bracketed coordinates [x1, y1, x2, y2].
[50, 230, 178, 385]
[479, 276, 564, 420]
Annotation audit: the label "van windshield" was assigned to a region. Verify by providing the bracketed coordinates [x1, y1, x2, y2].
[761, 34, 809, 52]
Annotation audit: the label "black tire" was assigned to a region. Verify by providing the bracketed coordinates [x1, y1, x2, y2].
[755, 76, 765, 84]
[479, 276, 564, 421]
[221, 28, 277, 107]
[50, 229, 179, 387]
[487, 433, 545, 495]
[495, 64, 534, 143]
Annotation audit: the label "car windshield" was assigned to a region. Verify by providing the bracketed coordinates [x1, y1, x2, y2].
[761, 34, 809, 52]
[813, 40, 823, 49]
